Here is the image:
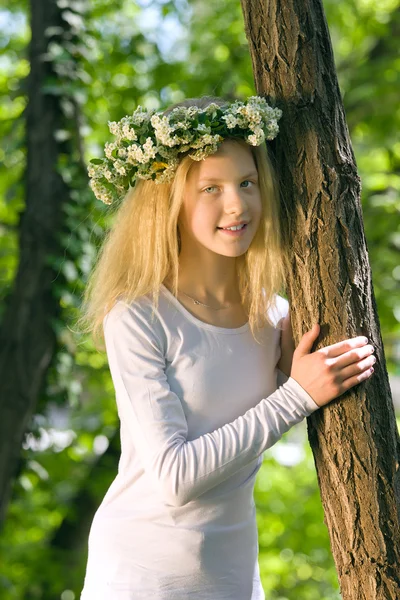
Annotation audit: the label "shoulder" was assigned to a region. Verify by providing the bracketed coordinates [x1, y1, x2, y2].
[103, 294, 166, 353]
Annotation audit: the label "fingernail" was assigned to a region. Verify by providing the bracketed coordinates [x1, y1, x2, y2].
[362, 337, 368, 344]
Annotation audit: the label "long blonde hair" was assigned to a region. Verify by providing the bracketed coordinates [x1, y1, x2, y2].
[78, 96, 288, 349]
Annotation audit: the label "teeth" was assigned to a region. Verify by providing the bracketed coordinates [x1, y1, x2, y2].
[223, 224, 246, 231]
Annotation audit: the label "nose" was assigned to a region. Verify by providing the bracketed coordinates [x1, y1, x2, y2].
[224, 185, 249, 216]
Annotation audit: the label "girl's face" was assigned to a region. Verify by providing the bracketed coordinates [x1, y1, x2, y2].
[178, 140, 262, 259]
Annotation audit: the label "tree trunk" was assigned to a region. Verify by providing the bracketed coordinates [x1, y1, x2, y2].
[240, 0, 400, 597]
[0, 0, 76, 524]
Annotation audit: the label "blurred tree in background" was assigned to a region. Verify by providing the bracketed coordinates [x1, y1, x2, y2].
[0, 0, 399, 598]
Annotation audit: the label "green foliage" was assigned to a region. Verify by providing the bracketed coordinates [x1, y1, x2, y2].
[0, 0, 399, 598]
[255, 440, 341, 599]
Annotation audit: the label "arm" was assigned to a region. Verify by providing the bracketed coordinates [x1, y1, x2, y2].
[277, 307, 296, 378]
[104, 301, 319, 508]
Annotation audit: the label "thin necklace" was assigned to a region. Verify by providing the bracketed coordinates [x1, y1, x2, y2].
[178, 289, 242, 311]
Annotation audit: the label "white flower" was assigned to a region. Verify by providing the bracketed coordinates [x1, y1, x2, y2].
[244, 105, 262, 125]
[188, 143, 220, 161]
[172, 121, 190, 131]
[89, 179, 113, 205]
[265, 120, 280, 139]
[196, 123, 211, 133]
[136, 171, 152, 181]
[247, 127, 265, 145]
[188, 148, 209, 161]
[89, 96, 282, 204]
[154, 160, 179, 183]
[127, 138, 157, 164]
[205, 102, 221, 114]
[205, 134, 222, 145]
[108, 121, 120, 136]
[131, 108, 150, 126]
[142, 137, 157, 157]
[186, 106, 199, 117]
[114, 160, 127, 175]
[121, 123, 137, 141]
[223, 114, 238, 128]
[156, 170, 175, 183]
[151, 115, 178, 147]
[104, 141, 117, 160]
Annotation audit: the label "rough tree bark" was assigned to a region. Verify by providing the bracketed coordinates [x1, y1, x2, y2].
[0, 0, 81, 524]
[240, 0, 400, 598]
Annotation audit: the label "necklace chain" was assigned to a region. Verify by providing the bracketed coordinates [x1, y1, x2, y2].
[178, 289, 241, 311]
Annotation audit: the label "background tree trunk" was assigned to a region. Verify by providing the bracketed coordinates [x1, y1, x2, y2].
[0, 0, 80, 524]
[240, 0, 400, 597]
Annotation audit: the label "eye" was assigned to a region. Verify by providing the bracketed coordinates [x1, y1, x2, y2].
[203, 186, 219, 194]
[240, 180, 254, 188]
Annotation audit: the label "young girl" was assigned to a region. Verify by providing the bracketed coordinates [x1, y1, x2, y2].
[79, 96, 375, 599]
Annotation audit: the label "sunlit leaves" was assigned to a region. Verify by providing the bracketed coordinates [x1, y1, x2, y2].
[255, 439, 341, 599]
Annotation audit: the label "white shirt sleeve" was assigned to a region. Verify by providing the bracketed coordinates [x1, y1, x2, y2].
[104, 301, 319, 508]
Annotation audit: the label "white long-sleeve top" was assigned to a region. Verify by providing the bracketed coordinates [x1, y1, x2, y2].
[80, 285, 319, 600]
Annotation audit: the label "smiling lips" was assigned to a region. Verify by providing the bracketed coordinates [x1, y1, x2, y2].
[217, 220, 249, 231]
[217, 223, 248, 236]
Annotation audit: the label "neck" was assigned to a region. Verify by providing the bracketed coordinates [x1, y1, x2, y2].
[174, 245, 241, 305]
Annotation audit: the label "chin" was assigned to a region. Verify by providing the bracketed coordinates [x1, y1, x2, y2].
[214, 245, 251, 258]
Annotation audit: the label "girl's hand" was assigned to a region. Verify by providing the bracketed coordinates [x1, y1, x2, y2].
[291, 324, 375, 407]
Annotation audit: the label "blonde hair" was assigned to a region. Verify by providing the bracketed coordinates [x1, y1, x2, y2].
[78, 96, 288, 349]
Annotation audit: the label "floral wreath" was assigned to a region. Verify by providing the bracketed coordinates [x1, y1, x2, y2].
[88, 96, 282, 205]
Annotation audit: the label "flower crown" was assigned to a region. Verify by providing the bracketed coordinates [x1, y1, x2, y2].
[88, 96, 282, 205]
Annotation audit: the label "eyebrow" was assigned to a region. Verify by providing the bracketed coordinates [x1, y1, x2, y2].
[198, 170, 259, 184]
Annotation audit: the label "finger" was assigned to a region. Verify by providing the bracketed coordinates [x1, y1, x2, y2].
[338, 353, 376, 380]
[319, 336, 369, 359]
[331, 344, 375, 370]
[339, 365, 374, 394]
[295, 324, 320, 357]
